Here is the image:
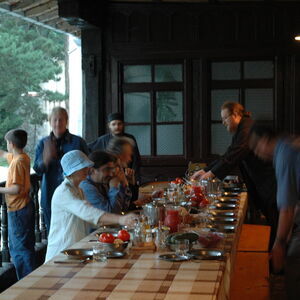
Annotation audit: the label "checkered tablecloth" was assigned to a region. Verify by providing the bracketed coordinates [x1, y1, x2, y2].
[0, 194, 248, 300]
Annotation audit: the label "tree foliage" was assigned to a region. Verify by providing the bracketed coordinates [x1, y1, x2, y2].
[0, 12, 67, 151]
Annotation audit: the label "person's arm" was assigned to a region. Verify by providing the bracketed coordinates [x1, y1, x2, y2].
[0, 184, 21, 195]
[271, 207, 295, 273]
[80, 180, 115, 212]
[99, 212, 136, 227]
[62, 189, 136, 227]
[33, 138, 56, 174]
[129, 136, 141, 184]
[0, 150, 8, 160]
[209, 121, 251, 179]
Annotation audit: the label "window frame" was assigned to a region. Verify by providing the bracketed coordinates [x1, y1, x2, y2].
[116, 59, 189, 162]
[209, 58, 276, 156]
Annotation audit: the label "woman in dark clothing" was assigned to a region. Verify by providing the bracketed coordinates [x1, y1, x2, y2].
[192, 102, 278, 246]
[33, 107, 89, 234]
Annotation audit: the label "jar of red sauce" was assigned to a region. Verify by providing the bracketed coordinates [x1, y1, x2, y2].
[164, 206, 181, 233]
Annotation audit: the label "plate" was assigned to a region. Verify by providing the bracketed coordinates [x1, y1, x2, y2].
[159, 253, 190, 262]
[218, 197, 239, 204]
[222, 192, 240, 197]
[61, 248, 93, 259]
[188, 249, 225, 260]
[207, 224, 236, 233]
[106, 251, 126, 258]
[210, 211, 236, 217]
[209, 216, 237, 224]
[223, 187, 241, 193]
[210, 203, 238, 210]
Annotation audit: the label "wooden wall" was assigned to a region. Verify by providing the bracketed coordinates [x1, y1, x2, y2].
[75, 2, 300, 182]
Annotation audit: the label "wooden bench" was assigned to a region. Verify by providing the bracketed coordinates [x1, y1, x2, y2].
[230, 224, 271, 300]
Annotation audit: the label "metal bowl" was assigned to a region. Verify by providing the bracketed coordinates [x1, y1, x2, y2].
[98, 241, 129, 252]
[61, 248, 93, 259]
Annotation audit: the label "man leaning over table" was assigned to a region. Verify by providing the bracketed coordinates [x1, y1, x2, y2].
[249, 124, 300, 300]
[45, 150, 136, 262]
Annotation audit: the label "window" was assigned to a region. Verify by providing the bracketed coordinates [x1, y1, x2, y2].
[210, 60, 275, 155]
[122, 63, 184, 156]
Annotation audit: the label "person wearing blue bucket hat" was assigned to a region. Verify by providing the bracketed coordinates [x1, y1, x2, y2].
[45, 150, 136, 262]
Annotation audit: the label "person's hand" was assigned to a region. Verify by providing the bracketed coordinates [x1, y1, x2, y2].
[151, 189, 164, 199]
[119, 213, 137, 227]
[114, 167, 129, 187]
[191, 169, 206, 180]
[200, 171, 215, 180]
[43, 139, 57, 166]
[270, 240, 286, 273]
[125, 168, 135, 178]
[125, 168, 135, 185]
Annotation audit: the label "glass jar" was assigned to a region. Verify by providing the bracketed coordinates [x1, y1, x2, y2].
[164, 206, 181, 233]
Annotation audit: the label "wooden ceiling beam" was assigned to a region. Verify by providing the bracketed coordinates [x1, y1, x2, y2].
[24, 1, 57, 18]
[10, 0, 51, 12]
[37, 10, 58, 23]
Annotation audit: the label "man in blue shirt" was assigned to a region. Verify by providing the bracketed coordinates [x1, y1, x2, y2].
[88, 112, 141, 184]
[250, 125, 300, 300]
[80, 151, 131, 214]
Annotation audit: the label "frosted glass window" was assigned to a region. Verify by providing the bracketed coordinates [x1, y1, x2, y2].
[157, 125, 183, 155]
[124, 93, 151, 123]
[212, 62, 241, 80]
[211, 89, 239, 120]
[124, 65, 151, 83]
[245, 89, 273, 120]
[155, 64, 182, 82]
[125, 125, 151, 155]
[244, 61, 274, 79]
[156, 91, 183, 122]
[211, 123, 232, 155]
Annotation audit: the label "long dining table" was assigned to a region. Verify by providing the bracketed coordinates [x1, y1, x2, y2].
[0, 193, 248, 300]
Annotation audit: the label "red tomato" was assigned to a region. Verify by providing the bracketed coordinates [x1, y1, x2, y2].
[98, 233, 115, 243]
[117, 229, 130, 242]
[175, 177, 184, 184]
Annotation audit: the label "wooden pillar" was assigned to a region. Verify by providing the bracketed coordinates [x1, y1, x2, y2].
[1, 194, 10, 263]
[81, 27, 105, 142]
[30, 175, 41, 244]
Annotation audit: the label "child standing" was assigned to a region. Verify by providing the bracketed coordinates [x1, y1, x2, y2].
[0, 129, 35, 279]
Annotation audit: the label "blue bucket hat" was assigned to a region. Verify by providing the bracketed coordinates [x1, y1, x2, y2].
[61, 150, 94, 176]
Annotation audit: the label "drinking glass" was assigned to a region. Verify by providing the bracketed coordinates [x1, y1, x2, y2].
[174, 239, 189, 256]
[167, 188, 177, 203]
[93, 244, 107, 262]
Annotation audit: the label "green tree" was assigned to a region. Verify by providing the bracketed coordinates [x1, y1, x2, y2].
[0, 12, 67, 153]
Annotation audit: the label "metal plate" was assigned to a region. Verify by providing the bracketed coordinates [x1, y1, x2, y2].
[210, 210, 236, 217]
[209, 216, 237, 224]
[61, 248, 93, 259]
[222, 192, 240, 197]
[217, 198, 240, 204]
[207, 224, 236, 233]
[209, 203, 238, 210]
[106, 251, 126, 258]
[159, 253, 190, 262]
[223, 187, 241, 193]
[188, 249, 225, 260]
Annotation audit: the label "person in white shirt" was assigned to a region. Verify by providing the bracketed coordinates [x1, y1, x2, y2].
[45, 150, 136, 262]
